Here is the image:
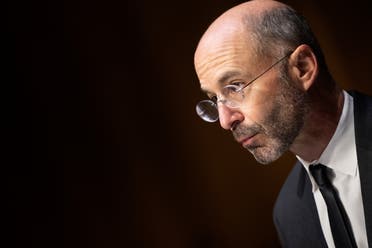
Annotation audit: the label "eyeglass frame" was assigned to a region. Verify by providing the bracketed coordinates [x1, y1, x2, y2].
[196, 51, 293, 122]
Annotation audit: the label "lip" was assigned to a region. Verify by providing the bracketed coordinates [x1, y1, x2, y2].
[237, 133, 257, 146]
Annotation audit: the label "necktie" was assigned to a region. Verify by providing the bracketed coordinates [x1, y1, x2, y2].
[310, 164, 357, 248]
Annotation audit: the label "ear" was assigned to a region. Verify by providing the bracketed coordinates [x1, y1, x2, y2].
[289, 44, 318, 91]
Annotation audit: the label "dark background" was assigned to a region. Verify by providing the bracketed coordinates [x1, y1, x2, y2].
[10, 0, 372, 247]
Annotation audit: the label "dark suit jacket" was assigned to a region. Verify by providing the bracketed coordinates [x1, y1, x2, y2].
[273, 91, 372, 248]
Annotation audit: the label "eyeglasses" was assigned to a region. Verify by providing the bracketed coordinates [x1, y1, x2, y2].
[195, 52, 292, 122]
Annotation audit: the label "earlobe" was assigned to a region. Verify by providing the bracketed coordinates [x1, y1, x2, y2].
[290, 44, 318, 91]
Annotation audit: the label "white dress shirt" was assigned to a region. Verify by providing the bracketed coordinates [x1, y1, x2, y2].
[296, 91, 368, 248]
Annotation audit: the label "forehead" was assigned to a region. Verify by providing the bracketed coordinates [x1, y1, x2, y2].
[195, 36, 257, 92]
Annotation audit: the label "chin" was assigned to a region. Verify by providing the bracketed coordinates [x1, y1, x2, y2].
[249, 146, 284, 165]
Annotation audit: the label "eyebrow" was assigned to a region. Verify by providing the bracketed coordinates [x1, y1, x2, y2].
[217, 70, 242, 85]
[199, 70, 245, 95]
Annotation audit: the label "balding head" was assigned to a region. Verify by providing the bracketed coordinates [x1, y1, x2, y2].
[195, 0, 327, 80]
[195, 0, 287, 68]
[197, 0, 286, 37]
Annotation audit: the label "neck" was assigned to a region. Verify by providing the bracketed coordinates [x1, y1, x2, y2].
[290, 82, 344, 162]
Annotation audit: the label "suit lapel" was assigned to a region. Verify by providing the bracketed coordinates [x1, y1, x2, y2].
[352, 91, 372, 247]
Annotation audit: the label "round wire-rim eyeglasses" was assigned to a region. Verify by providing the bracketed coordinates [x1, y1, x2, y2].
[195, 52, 292, 123]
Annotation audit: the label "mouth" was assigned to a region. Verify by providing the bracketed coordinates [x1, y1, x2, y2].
[236, 133, 258, 147]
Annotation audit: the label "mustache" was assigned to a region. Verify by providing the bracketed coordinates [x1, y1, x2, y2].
[232, 124, 263, 141]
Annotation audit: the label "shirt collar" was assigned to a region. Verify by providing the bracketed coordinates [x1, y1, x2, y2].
[296, 91, 358, 191]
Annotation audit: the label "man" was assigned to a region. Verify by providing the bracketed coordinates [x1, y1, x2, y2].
[194, 0, 372, 247]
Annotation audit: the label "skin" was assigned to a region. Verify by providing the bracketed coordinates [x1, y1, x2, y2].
[194, 0, 344, 164]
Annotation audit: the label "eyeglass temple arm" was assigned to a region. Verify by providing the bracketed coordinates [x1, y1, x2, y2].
[239, 51, 293, 92]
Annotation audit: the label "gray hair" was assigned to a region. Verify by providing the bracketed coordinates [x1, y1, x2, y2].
[245, 6, 329, 74]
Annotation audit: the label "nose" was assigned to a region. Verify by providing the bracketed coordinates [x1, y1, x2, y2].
[217, 103, 244, 130]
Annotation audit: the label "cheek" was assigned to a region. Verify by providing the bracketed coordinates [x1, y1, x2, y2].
[239, 89, 279, 124]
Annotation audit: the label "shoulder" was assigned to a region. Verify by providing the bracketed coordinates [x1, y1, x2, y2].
[273, 161, 326, 247]
[274, 161, 305, 211]
[273, 160, 316, 222]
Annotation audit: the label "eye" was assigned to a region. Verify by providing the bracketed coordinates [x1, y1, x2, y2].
[223, 82, 245, 94]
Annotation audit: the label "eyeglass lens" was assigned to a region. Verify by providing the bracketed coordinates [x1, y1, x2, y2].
[196, 100, 219, 122]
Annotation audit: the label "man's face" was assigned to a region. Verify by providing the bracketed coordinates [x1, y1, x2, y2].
[195, 37, 308, 164]
[232, 70, 308, 164]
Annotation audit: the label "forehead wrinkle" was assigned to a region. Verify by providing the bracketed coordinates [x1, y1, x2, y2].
[197, 60, 246, 94]
[196, 39, 247, 73]
[197, 51, 238, 77]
